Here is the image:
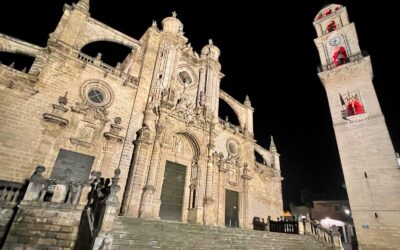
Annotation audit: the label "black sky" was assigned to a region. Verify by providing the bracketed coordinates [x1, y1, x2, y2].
[1, 1, 399, 209]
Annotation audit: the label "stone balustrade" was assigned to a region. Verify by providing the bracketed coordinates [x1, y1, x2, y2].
[218, 117, 245, 135]
[22, 166, 91, 206]
[0, 181, 25, 247]
[77, 52, 138, 86]
[0, 182, 23, 203]
[299, 218, 343, 250]
[3, 166, 121, 250]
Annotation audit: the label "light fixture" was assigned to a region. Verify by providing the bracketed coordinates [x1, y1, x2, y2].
[344, 209, 350, 215]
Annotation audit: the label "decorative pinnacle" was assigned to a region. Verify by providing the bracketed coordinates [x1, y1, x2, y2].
[208, 39, 213, 46]
[244, 95, 251, 107]
[172, 11, 177, 17]
[270, 135, 277, 152]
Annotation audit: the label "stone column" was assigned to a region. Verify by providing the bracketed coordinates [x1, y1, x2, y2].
[203, 148, 217, 225]
[139, 123, 165, 219]
[241, 165, 252, 229]
[121, 125, 153, 217]
[216, 155, 229, 226]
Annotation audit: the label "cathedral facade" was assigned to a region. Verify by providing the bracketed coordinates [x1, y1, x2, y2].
[0, 0, 282, 230]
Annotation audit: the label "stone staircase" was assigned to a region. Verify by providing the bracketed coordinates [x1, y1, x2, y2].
[112, 217, 332, 250]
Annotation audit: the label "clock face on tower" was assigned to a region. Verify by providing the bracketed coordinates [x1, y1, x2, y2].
[329, 36, 342, 46]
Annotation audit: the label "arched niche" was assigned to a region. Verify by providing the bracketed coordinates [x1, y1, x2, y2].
[174, 132, 201, 160]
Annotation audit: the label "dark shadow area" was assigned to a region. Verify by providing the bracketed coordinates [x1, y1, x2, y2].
[219, 99, 240, 125]
[80, 41, 132, 67]
[254, 150, 264, 165]
[0, 52, 35, 72]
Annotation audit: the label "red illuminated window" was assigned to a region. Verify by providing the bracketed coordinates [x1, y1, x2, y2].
[327, 20, 337, 32]
[345, 95, 365, 116]
[332, 47, 349, 66]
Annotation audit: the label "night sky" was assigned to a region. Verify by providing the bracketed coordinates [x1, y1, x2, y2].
[1, 1, 399, 210]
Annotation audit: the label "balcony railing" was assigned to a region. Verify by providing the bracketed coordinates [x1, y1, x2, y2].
[218, 118, 244, 134]
[317, 51, 368, 72]
[77, 52, 138, 86]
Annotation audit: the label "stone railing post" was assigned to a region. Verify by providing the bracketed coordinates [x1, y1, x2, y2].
[331, 226, 344, 250]
[92, 168, 121, 250]
[23, 166, 47, 201]
[298, 219, 305, 235]
[51, 182, 68, 203]
[79, 181, 93, 206]
[303, 218, 312, 235]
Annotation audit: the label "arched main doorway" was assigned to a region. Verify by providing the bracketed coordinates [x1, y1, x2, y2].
[159, 161, 187, 221]
[158, 132, 201, 222]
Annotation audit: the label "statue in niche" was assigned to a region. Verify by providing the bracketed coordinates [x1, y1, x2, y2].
[137, 124, 151, 141]
[235, 157, 241, 167]
[176, 96, 187, 111]
[175, 137, 183, 153]
[243, 162, 249, 176]
[161, 87, 176, 105]
[191, 160, 200, 182]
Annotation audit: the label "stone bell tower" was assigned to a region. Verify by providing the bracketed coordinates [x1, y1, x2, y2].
[314, 4, 400, 249]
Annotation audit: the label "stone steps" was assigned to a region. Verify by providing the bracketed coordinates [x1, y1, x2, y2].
[112, 217, 331, 250]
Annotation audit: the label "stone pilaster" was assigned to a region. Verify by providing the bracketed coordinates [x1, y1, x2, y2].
[241, 173, 252, 229]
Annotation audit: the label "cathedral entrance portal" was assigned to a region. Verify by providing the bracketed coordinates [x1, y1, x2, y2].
[159, 161, 187, 221]
[225, 189, 239, 228]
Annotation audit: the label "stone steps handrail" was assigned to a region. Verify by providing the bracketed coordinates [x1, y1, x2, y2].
[299, 218, 343, 250]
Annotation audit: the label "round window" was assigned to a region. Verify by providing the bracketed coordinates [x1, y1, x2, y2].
[178, 71, 192, 85]
[81, 80, 114, 108]
[226, 138, 240, 157]
[88, 88, 104, 104]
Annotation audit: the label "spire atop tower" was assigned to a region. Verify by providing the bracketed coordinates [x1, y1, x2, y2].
[269, 135, 277, 153]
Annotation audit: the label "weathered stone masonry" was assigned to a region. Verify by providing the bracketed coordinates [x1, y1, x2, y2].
[0, 0, 283, 240]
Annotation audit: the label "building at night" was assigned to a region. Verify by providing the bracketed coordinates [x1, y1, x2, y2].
[0, 0, 287, 248]
[314, 4, 400, 249]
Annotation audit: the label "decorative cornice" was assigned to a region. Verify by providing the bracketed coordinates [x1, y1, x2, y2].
[43, 113, 69, 126]
[103, 132, 124, 143]
[333, 113, 384, 127]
